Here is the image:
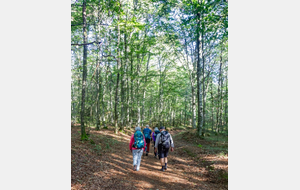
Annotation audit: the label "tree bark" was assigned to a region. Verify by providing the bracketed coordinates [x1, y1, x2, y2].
[216, 54, 223, 133]
[114, 13, 121, 134]
[196, 13, 203, 137]
[141, 53, 150, 126]
[80, 0, 88, 140]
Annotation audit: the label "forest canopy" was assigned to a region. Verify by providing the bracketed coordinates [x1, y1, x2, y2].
[71, 0, 228, 140]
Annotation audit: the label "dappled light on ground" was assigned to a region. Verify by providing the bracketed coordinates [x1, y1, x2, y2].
[71, 126, 228, 189]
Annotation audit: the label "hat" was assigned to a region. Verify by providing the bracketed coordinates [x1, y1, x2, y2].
[135, 126, 141, 131]
[146, 125, 149, 128]
[160, 126, 165, 129]
[154, 127, 158, 131]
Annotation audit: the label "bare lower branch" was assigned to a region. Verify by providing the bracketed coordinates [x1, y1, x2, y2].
[102, 54, 118, 62]
[71, 41, 102, 46]
[71, 23, 109, 26]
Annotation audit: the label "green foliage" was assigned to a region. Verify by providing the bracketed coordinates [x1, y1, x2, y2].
[81, 134, 89, 141]
[208, 165, 214, 171]
[71, 0, 228, 139]
[92, 144, 102, 155]
[105, 143, 110, 150]
[89, 139, 95, 144]
[217, 151, 226, 158]
[183, 148, 196, 157]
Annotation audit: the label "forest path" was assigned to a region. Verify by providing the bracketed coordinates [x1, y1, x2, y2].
[71, 126, 228, 190]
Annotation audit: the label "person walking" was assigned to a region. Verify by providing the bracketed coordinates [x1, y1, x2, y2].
[143, 125, 152, 156]
[154, 126, 174, 171]
[129, 126, 146, 171]
[151, 127, 160, 158]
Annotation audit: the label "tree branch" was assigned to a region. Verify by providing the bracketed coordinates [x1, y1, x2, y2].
[102, 54, 118, 62]
[71, 41, 102, 46]
[203, 61, 217, 81]
[71, 23, 109, 26]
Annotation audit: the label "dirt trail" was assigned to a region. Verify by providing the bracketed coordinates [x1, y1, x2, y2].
[71, 126, 228, 190]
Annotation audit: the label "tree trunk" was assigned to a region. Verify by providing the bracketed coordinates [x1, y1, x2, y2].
[225, 69, 228, 132]
[136, 54, 141, 127]
[125, 33, 130, 128]
[210, 79, 214, 132]
[196, 13, 203, 137]
[96, 63, 100, 130]
[201, 32, 206, 136]
[130, 53, 134, 128]
[80, 0, 88, 140]
[216, 54, 223, 133]
[184, 89, 187, 127]
[141, 53, 150, 126]
[114, 15, 121, 134]
[191, 86, 196, 129]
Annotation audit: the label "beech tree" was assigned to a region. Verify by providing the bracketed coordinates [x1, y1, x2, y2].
[71, 0, 228, 138]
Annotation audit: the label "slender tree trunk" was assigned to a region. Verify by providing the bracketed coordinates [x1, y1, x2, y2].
[201, 32, 206, 135]
[220, 70, 224, 133]
[100, 65, 106, 129]
[141, 53, 150, 126]
[173, 97, 177, 126]
[125, 33, 130, 128]
[210, 79, 214, 132]
[96, 63, 100, 130]
[158, 60, 165, 127]
[80, 0, 88, 140]
[114, 14, 121, 134]
[191, 84, 196, 129]
[110, 72, 114, 124]
[216, 55, 223, 133]
[225, 69, 228, 132]
[130, 53, 134, 128]
[136, 54, 141, 126]
[184, 89, 187, 127]
[120, 57, 125, 130]
[196, 12, 203, 136]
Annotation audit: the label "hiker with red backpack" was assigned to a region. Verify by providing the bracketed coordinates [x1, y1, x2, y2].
[151, 127, 160, 158]
[154, 126, 175, 171]
[143, 125, 152, 156]
[129, 126, 146, 171]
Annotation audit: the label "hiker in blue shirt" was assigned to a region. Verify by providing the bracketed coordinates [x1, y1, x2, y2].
[143, 125, 152, 156]
[155, 126, 175, 171]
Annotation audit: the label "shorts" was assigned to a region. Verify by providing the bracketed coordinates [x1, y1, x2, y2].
[158, 144, 169, 159]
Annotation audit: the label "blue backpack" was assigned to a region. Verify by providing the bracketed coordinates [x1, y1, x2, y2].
[132, 131, 144, 149]
[143, 128, 151, 140]
[154, 130, 160, 138]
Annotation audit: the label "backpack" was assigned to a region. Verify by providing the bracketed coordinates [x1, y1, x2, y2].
[132, 131, 144, 149]
[143, 128, 151, 140]
[160, 131, 170, 149]
[154, 130, 160, 138]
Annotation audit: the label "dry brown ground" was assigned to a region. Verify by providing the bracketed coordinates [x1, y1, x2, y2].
[71, 125, 228, 190]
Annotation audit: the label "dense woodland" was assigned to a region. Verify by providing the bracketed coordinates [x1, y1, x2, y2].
[71, 0, 228, 140]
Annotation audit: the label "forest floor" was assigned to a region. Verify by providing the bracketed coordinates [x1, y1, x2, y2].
[71, 125, 228, 190]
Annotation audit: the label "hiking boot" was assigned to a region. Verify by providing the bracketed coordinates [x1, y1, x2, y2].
[160, 167, 165, 172]
[146, 153, 148, 156]
[133, 165, 137, 171]
[164, 166, 167, 170]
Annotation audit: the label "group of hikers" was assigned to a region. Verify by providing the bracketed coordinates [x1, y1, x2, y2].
[129, 125, 175, 172]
